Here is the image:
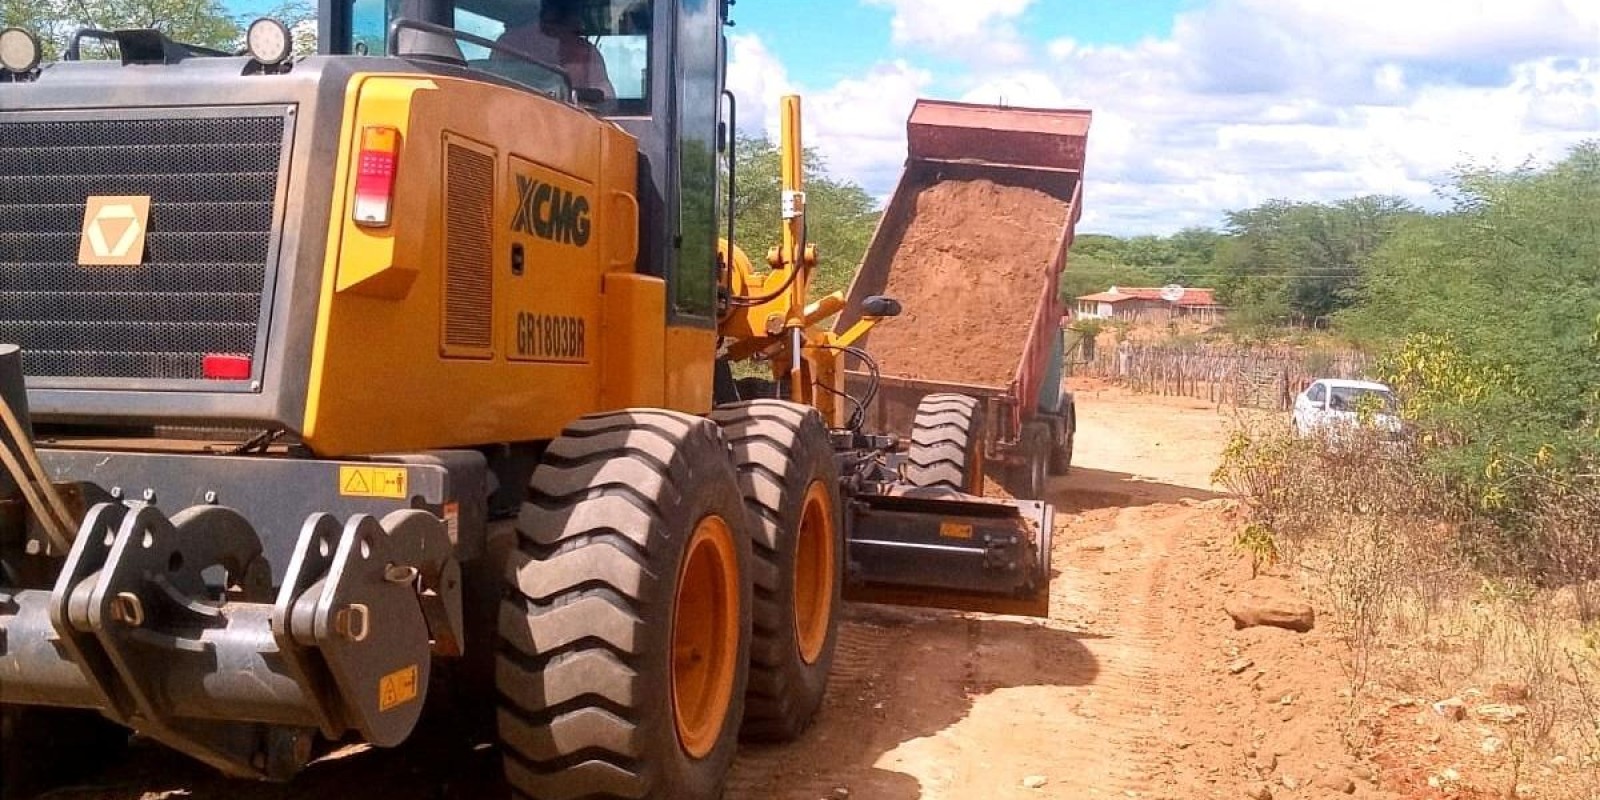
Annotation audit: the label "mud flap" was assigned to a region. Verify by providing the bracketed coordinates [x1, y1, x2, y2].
[843, 488, 1053, 618]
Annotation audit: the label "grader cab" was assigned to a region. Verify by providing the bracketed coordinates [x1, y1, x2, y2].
[0, 2, 1081, 797]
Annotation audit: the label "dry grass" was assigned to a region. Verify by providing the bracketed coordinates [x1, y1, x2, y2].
[1215, 418, 1600, 798]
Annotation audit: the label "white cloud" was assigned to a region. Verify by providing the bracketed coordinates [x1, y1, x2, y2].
[729, 33, 931, 194]
[725, 34, 794, 135]
[865, 0, 1035, 65]
[1246, 0, 1600, 62]
[734, 3, 1600, 236]
[1372, 64, 1407, 96]
[1163, 0, 1600, 99]
[801, 60, 933, 191]
[1047, 38, 1079, 61]
[866, 0, 1031, 47]
[1520, 59, 1600, 131]
[959, 70, 1069, 108]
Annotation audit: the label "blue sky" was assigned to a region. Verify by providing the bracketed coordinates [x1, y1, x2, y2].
[730, 0, 1192, 88]
[231, 1, 1599, 235]
[725, 0, 1600, 235]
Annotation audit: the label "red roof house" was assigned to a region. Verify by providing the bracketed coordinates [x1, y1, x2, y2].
[1074, 286, 1225, 323]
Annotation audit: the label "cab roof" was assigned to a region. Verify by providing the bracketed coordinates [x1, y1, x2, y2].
[1315, 378, 1393, 392]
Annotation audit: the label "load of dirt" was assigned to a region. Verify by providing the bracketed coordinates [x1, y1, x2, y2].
[864, 178, 1069, 388]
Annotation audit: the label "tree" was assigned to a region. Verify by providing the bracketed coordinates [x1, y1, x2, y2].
[1056, 252, 1158, 304]
[4, 0, 70, 58]
[1070, 234, 1128, 264]
[1343, 141, 1600, 495]
[1216, 195, 1418, 322]
[5, 0, 244, 57]
[1167, 226, 1223, 266]
[726, 134, 881, 299]
[262, 0, 317, 55]
[1119, 235, 1174, 269]
[1057, 227, 1228, 308]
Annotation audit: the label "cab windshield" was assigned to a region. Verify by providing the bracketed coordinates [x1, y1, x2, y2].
[1328, 387, 1397, 413]
[350, 0, 651, 113]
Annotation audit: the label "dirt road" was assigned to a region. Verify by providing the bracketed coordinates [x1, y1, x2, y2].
[725, 386, 1387, 800]
[724, 384, 1256, 800]
[36, 385, 1383, 800]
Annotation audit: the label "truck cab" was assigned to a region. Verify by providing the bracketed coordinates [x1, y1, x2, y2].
[321, 0, 728, 323]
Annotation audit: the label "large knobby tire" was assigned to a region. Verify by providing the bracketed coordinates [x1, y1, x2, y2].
[497, 410, 754, 800]
[1014, 420, 1053, 501]
[1048, 401, 1075, 477]
[710, 401, 843, 742]
[904, 393, 986, 493]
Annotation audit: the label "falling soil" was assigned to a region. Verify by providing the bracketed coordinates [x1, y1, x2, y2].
[863, 178, 1069, 388]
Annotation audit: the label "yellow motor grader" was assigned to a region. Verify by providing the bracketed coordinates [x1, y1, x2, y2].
[0, 2, 1083, 797]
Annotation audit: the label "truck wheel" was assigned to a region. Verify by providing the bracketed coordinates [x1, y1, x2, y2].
[497, 410, 753, 800]
[711, 401, 843, 742]
[1015, 421, 1053, 501]
[905, 393, 986, 493]
[1048, 402, 1075, 476]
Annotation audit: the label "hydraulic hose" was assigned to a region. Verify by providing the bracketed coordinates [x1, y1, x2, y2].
[0, 394, 75, 552]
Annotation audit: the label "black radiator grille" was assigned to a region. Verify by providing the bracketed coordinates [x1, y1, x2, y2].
[0, 112, 288, 382]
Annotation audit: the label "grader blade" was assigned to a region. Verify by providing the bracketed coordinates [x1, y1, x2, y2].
[844, 489, 1053, 618]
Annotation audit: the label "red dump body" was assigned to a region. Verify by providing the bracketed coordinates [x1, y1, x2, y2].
[907, 100, 1091, 173]
[838, 100, 1091, 450]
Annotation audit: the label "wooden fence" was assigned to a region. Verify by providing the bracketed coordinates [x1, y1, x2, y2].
[1068, 337, 1372, 410]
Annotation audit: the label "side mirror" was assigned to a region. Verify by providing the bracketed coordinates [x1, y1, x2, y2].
[861, 295, 902, 318]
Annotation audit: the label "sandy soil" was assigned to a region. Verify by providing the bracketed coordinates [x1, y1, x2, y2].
[23, 383, 1415, 800]
[723, 382, 1379, 800]
[861, 178, 1069, 388]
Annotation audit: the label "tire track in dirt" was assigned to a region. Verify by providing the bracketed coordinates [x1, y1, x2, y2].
[725, 618, 914, 799]
[726, 497, 1210, 800]
[993, 504, 1189, 800]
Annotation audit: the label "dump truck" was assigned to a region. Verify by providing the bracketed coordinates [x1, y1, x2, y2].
[0, 4, 1074, 799]
[837, 100, 1091, 502]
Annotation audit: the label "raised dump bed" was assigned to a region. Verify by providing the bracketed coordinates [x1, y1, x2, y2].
[837, 99, 1091, 499]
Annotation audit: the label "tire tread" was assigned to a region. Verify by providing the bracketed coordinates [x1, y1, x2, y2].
[710, 401, 839, 742]
[904, 393, 984, 492]
[498, 409, 745, 800]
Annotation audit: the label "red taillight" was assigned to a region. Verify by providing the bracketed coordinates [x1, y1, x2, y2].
[203, 354, 252, 380]
[352, 126, 400, 227]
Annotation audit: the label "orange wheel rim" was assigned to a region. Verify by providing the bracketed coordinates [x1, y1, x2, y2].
[793, 480, 835, 665]
[672, 514, 740, 760]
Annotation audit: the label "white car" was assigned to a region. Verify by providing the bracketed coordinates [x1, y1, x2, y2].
[1292, 378, 1403, 439]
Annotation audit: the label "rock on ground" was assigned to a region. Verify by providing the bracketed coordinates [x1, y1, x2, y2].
[1472, 703, 1528, 723]
[1315, 772, 1357, 794]
[1224, 580, 1316, 632]
[1432, 697, 1467, 721]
